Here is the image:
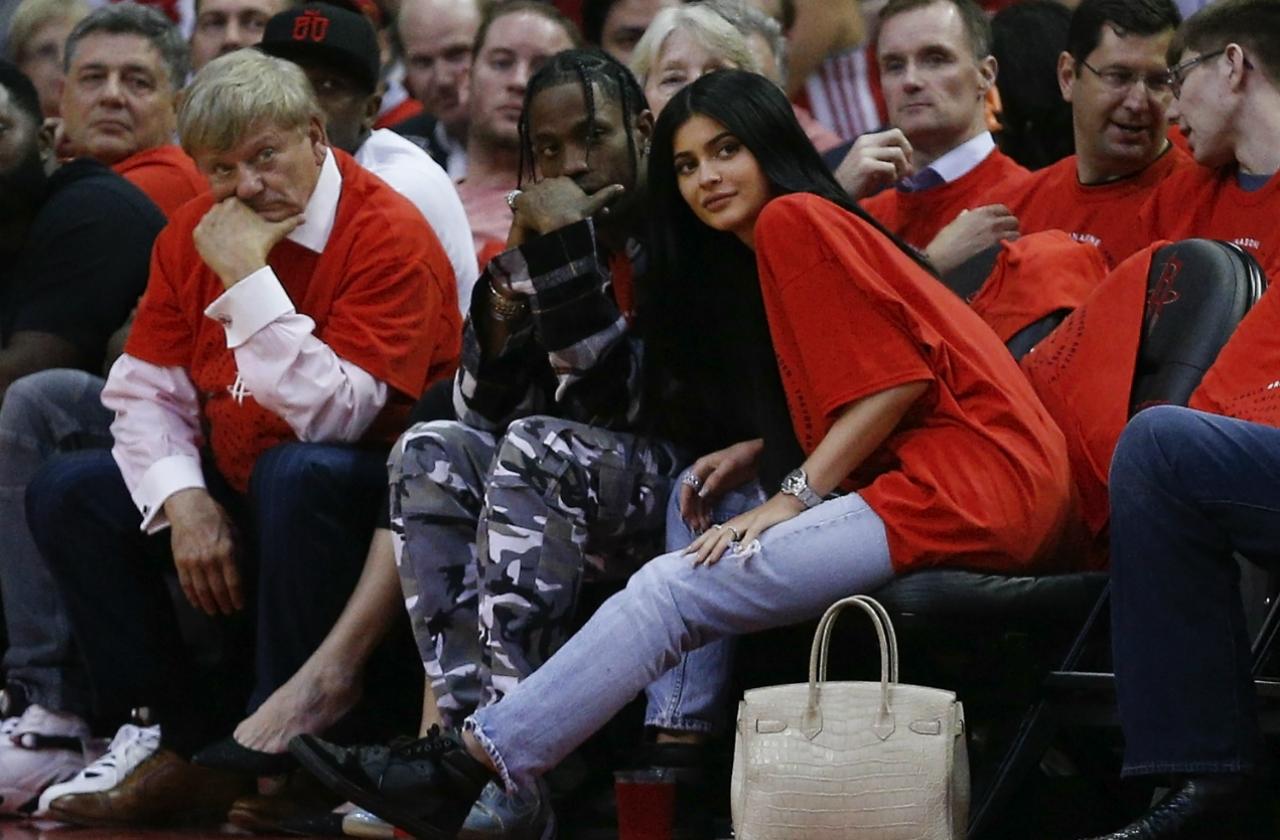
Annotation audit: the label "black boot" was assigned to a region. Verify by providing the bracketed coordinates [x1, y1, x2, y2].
[289, 726, 492, 840]
[1086, 775, 1272, 840]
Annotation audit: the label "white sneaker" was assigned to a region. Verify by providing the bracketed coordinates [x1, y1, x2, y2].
[0, 705, 91, 815]
[342, 805, 395, 838]
[35, 723, 159, 816]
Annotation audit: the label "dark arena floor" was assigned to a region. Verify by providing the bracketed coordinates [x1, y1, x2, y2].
[0, 825, 294, 839]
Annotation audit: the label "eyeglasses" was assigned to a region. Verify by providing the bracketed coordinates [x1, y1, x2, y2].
[1078, 58, 1173, 95]
[1167, 49, 1227, 98]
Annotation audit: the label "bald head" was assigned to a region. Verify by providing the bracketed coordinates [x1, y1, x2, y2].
[399, 0, 479, 131]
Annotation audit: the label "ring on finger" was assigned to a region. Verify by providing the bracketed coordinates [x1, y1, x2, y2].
[727, 526, 742, 541]
[682, 473, 704, 491]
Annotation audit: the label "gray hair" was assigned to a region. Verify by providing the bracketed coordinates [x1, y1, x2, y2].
[64, 2, 188, 91]
[700, 0, 788, 88]
[629, 3, 758, 85]
[178, 49, 323, 155]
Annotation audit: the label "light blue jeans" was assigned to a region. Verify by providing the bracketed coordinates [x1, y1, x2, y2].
[0, 369, 112, 714]
[470, 487, 894, 791]
[641, 470, 766, 733]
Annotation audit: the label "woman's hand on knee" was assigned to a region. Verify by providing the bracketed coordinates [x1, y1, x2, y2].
[684, 492, 804, 566]
[679, 439, 764, 533]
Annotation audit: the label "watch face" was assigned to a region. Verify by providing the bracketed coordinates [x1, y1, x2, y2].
[782, 471, 802, 494]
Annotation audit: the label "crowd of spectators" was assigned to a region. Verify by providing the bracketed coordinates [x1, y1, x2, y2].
[0, 0, 1277, 838]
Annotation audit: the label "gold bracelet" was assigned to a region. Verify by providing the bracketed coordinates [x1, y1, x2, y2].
[488, 283, 529, 321]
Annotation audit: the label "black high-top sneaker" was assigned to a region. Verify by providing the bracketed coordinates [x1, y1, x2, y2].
[290, 726, 492, 840]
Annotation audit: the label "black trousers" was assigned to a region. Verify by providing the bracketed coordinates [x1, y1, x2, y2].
[27, 442, 415, 754]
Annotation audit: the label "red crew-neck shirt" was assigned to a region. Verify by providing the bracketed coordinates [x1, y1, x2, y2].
[1113, 163, 1280, 278]
[980, 145, 1192, 266]
[112, 144, 206, 218]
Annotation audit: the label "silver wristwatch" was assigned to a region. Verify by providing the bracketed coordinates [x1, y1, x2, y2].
[780, 467, 822, 508]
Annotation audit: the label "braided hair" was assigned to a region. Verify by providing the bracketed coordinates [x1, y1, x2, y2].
[516, 47, 649, 187]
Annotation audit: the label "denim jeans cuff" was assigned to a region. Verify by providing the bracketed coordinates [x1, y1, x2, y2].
[464, 716, 517, 795]
[643, 714, 716, 735]
[1121, 759, 1255, 779]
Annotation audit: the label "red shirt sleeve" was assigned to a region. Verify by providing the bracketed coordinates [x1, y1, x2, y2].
[757, 202, 934, 421]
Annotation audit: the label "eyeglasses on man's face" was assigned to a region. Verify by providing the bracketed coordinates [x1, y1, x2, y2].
[1167, 49, 1229, 99]
[1078, 58, 1174, 96]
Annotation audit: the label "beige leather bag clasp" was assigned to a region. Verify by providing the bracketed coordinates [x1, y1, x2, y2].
[731, 595, 969, 839]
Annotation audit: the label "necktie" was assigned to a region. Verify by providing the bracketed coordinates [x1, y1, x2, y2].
[896, 167, 944, 193]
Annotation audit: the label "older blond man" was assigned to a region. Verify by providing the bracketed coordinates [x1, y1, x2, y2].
[17, 48, 458, 828]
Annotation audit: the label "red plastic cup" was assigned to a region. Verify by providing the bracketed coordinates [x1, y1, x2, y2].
[614, 768, 676, 840]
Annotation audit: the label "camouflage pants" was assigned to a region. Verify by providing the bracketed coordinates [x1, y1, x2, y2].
[388, 416, 685, 726]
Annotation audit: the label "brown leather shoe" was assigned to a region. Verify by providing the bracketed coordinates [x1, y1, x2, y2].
[46, 747, 250, 827]
[227, 769, 342, 833]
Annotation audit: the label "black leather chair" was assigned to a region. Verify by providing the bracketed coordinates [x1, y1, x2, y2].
[873, 239, 1267, 838]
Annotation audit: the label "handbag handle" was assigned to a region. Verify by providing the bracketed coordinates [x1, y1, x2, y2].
[803, 595, 899, 740]
[816, 595, 899, 685]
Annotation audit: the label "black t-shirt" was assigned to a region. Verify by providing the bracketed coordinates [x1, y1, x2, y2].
[1, 158, 166, 371]
[390, 111, 450, 171]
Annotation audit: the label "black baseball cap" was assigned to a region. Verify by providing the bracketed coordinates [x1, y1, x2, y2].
[260, 3, 380, 94]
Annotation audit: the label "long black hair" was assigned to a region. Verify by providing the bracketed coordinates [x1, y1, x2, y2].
[516, 48, 648, 188]
[647, 69, 932, 291]
[642, 70, 931, 480]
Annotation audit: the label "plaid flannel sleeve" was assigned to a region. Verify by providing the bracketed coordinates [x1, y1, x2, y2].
[454, 218, 642, 431]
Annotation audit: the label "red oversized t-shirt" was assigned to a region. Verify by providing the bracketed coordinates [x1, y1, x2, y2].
[860, 147, 1031, 250]
[980, 146, 1192, 266]
[112, 144, 207, 217]
[125, 150, 461, 490]
[1112, 163, 1280, 279]
[754, 194, 1072, 574]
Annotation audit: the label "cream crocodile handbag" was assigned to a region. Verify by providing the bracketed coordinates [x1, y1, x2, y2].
[731, 595, 969, 839]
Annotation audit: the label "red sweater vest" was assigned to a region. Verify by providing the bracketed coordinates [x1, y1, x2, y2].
[861, 147, 1031, 250]
[126, 149, 461, 490]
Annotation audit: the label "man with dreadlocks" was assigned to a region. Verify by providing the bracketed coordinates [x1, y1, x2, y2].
[369, 46, 733, 836]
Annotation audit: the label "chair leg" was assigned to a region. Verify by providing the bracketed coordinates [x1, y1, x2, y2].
[1250, 577, 1280, 675]
[970, 583, 1112, 838]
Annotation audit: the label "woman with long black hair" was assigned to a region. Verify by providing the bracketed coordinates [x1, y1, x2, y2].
[290, 70, 1074, 839]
